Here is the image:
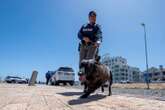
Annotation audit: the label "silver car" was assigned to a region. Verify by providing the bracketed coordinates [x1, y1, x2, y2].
[50, 67, 75, 86]
[5, 76, 27, 84]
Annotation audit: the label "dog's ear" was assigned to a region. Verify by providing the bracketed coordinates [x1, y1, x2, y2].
[95, 56, 101, 62]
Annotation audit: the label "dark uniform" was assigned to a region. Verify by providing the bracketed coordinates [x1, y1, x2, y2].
[78, 23, 102, 67]
[45, 71, 51, 85]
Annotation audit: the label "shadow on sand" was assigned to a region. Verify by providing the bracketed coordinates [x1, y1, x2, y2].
[58, 91, 107, 105]
[57, 91, 83, 96]
[68, 94, 106, 105]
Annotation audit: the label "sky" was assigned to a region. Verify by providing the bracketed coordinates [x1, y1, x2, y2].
[0, 0, 165, 81]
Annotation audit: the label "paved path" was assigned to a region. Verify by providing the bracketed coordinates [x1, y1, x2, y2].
[0, 84, 164, 110]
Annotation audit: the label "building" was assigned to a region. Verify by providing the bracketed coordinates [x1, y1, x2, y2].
[102, 54, 141, 83]
[128, 67, 141, 82]
[142, 65, 165, 82]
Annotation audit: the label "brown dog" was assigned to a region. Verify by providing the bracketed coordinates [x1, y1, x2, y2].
[79, 59, 113, 98]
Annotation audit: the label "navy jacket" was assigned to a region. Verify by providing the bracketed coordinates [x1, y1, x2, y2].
[78, 23, 102, 43]
[45, 71, 51, 79]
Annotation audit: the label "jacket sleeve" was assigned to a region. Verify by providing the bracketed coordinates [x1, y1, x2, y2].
[95, 24, 102, 44]
[78, 25, 83, 40]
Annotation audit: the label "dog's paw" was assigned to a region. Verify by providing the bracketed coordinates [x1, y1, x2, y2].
[83, 89, 88, 93]
[80, 93, 89, 98]
[108, 93, 112, 96]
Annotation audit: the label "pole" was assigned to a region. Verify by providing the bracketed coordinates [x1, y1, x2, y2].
[141, 23, 150, 89]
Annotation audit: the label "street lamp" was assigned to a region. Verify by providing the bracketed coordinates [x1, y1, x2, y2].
[141, 23, 150, 89]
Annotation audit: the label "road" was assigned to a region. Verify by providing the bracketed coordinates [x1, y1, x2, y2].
[0, 84, 165, 110]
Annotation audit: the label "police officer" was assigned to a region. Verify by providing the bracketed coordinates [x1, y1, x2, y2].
[45, 71, 51, 85]
[78, 11, 102, 74]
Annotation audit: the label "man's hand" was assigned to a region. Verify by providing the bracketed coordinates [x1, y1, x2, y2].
[94, 42, 100, 47]
[83, 37, 90, 43]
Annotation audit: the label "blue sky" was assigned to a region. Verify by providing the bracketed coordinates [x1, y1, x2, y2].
[0, 0, 165, 81]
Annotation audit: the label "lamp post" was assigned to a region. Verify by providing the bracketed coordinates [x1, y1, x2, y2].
[141, 23, 150, 89]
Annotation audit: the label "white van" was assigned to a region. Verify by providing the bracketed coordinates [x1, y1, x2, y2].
[50, 67, 75, 86]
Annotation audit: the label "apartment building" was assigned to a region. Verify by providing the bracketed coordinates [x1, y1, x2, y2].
[102, 55, 141, 83]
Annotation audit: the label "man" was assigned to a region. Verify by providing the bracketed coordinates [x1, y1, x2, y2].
[45, 71, 51, 85]
[78, 11, 102, 75]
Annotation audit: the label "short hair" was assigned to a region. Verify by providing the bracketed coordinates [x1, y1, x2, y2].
[89, 11, 97, 17]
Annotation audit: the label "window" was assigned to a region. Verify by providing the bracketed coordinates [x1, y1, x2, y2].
[121, 73, 125, 76]
[163, 72, 165, 75]
[58, 67, 74, 72]
[120, 69, 124, 71]
[115, 69, 119, 72]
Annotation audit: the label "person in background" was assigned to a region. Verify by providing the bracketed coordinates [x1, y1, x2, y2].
[45, 71, 51, 85]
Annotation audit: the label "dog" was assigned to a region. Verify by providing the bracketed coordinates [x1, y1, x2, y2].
[79, 59, 113, 98]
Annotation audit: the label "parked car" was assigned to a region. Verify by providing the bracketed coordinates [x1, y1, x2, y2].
[50, 67, 75, 86]
[5, 76, 27, 84]
[120, 80, 132, 84]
